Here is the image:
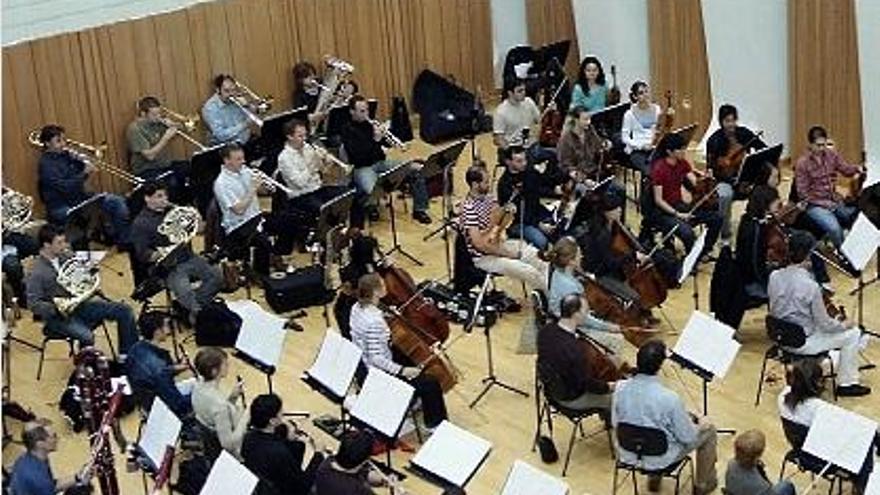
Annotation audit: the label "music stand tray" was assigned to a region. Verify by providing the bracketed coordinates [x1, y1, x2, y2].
[375, 161, 423, 265]
[258, 106, 309, 152]
[419, 140, 467, 180]
[408, 420, 492, 490]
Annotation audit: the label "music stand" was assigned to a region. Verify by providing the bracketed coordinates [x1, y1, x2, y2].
[317, 189, 355, 242]
[590, 102, 631, 140]
[65, 193, 106, 250]
[678, 230, 707, 311]
[189, 143, 226, 214]
[408, 420, 492, 491]
[649, 123, 699, 164]
[301, 329, 363, 439]
[500, 460, 569, 495]
[534, 40, 571, 76]
[230, 300, 288, 394]
[250, 106, 310, 171]
[375, 160, 422, 265]
[135, 399, 182, 474]
[349, 367, 415, 471]
[840, 214, 880, 330]
[736, 143, 783, 186]
[421, 140, 468, 280]
[199, 451, 259, 495]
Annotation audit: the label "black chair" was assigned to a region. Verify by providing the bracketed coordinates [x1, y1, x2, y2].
[612, 422, 694, 495]
[530, 289, 554, 328]
[779, 418, 851, 494]
[754, 315, 838, 406]
[36, 322, 115, 380]
[453, 229, 488, 294]
[534, 359, 612, 476]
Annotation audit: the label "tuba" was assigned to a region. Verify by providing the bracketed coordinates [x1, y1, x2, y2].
[75, 347, 123, 495]
[314, 56, 355, 117]
[155, 205, 201, 264]
[2, 187, 34, 233]
[54, 257, 101, 317]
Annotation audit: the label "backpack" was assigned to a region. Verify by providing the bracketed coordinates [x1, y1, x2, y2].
[194, 299, 242, 347]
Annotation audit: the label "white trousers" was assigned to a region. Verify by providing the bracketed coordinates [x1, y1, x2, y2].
[474, 240, 548, 292]
[792, 327, 862, 386]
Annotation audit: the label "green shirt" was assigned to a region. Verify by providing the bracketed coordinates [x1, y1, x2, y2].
[569, 83, 608, 113]
[127, 119, 171, 174]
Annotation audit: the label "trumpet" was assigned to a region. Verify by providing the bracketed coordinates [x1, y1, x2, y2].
[157, 106, 207, 151]
[244, 165, 294, 196]
[27, 130, 144, 186]
[231, 81, 273, 127]
[308, 142, 352, 176]
[367, 118, 407, 150]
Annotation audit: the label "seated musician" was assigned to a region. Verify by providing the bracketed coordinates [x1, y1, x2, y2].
[25, 224, 138, 357]
[213, 143, 290, 275]
[647, 132, 723, 258]
[350, 273, 448, 431]
[768, 230, 870, 397]
[341, 95, 431, 225]
[8, 418, 93, 495]
[292, 61, 324, 127]
[620, 81, 663, 175]
[493, 78, 558, 169]
[557, 106, 626, 203]
[795, 125, 865, 250]
[127, 96, 192, 203]
[724, 429, 795, 495]
[241, 393, 325, 495]
[538, 293, 616, 413]
[545, 237, 625, 353]
[131, 182, 222, 324]
[2, 229, 39, 305]
[497, 146, 556, 250]
[37, 124, 131, 247]
[457, 164, 549, 291]
[191, 347, 249, 458]
[314, 429, 388, 495]
[201, 74, 254, 146]
[735, 185, 829, 300]
[569, 56, 609, 113]
[612, 340, 718, 495]
[126, 311, 193, 418]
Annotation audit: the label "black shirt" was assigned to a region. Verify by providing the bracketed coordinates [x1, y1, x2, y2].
[38, 150, 91, 211]
[497, 167, 554, 226]
[293, 89, 319, 114]
[130, 207, 193, 266]
[341, 120, 385, 169]
[705, 126, 767, 180]
[580, 221, 631, 281]
[241, 429, 323, 495]
[313, 457, 374, 495]
[537, 322, 611, 400]
[735, 213, 770, 289]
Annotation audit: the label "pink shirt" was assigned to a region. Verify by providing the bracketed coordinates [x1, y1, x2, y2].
[794, 149, 860, 208]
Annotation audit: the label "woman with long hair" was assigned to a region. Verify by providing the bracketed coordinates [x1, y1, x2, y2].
[569, 56, 608, 113]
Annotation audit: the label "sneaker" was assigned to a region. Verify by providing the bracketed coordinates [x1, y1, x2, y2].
[836, 384, 872, 397]
[412, 211, 432, 224]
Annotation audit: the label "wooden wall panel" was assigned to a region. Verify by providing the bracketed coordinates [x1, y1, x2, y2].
[648, 0, 713, 147]
[2, 0, 494, 206]
[789, 0, 863, 163]
[525, 0, 581, 77]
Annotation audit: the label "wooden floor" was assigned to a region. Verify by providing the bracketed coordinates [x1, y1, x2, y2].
[3, 132, 878, 495]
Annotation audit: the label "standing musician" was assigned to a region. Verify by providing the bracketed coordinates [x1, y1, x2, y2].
[457, 164, 549, 291]
[537, 293, 616, 414]
[126, 96, 192, 203]
[130, 182, 222, 324]
[25, 224, 138, 357]
[202, 74, 255, 146]
[794, 125, 865, 250]
[647, 133, 723, 259]
[292, 61, 324, 127]
[350, 273, 448, 431]
[341, 95, 431, 225]
[8, 418, 93, 495]
[768, 230, 871, 397]
[621, 81, 664, 175]
[705, 104, 767, 242]
[569, 56, 609, 113]
[497, 146, 557, 250]
[493, 78, 559, 168]
[37, 124, 131, 247]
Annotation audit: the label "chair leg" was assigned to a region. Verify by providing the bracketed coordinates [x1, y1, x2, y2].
[101, 322, 117, 361]
[632, 469, 640, 495]
[562, 419, 580, 477]
[755, 353, 769, 406]
[36, 341, 48, 380]
[827, 357, 838, 401]
[612, 465, 620, 495]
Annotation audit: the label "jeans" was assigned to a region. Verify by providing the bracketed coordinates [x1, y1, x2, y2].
[223, 216, 284, 275]
[717, 181, 735, 241]
[166, 255, 223, 316]
[507, 224, 549, 250]
[772, 480, 796, 495]
[49, 194, 131, 245]
[806, 203, 857, 247]
[352, 159, 428, 213]
[410, 375, 448, 428]
[45, 299, 138, 355]
[649, 203, 723, 255]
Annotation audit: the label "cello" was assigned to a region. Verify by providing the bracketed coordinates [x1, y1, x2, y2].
[764, 201, 804, 269]
[575, 331, 627, 382]
[577, 269, 661, 346]
[382, 304, 458, 393]
[377, 259, 450, 344]
[609, 219, 670, 308]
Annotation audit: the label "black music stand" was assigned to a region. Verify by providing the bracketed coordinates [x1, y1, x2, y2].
[65, 193, 106, 250]
[317, 190, 355, 242]
[422, 141, 468, 280]
[667, 353, 736, 435]
[736, 143, 783, 186]
[376, 161, 422, 265]
[648, 123, 699, 164]
[250, 106, 310, 173]
[189, 143, 225, 215]
[590, 102, 631, 140]
[678, 230, 707, 311]
[534, 40, 571, 76]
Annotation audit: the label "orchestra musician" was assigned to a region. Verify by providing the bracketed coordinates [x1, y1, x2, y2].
[292, 61, 324, 127]
[705, 104, 767, 242]
[130, 182, 222, 324]
[25, 224, 138, 357]
[724, 429, 796, 495]
[457, 164, 549, 291]
[621, 81, 663, 176]
[37, 124, 131, 247]
[612, 340, 718, 495]
[569, 56, 609, 113]
[202, 74, 255, 146]
[493, 78, 559, 168]
[556, 105, 625, 201]
[768, 230, 871, 397]
[2, 229, 39, 305]
[341, 95, 431, 225]
[497, 146, 557, 250]
[126, 96, 192, 203]
[191, 347, 249, 459]
[8, 418, 93, 495]
[313, 429, 384, 495]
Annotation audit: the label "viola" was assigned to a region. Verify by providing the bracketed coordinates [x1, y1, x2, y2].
[609, 220, 669, 309]
[764, 201, 806, 269]
[652, 90, 675, 147]
[606, 65, 621, 106]
[836, 151, 868, 206]
[539, 78, 568, 147]
[716, 130, 765, 181]
[377, 261, 450, 344]
[822, 291, 847, 322]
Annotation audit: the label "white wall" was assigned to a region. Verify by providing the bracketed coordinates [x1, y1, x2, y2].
[699, 0, 789, 155]
[855, 0, 880, 170]
[1, 0, 214, 46]
[571, 0, 650, 93]
[490, 0, 529, 87]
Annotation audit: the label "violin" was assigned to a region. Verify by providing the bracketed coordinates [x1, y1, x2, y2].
[539, 78, 567, 147]
[377, 259, 450, 344]
[764, 201, 806, 269]
[652, 90, 675, 147]
[609, 220, 669, 309]
[716, 130, 765, 181]
[606, 65, 621, 106]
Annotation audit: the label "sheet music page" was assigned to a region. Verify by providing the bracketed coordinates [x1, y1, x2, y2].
[411, 421, 492, 487]
[74, 251, 107, 265]
[678, 231, 707, 284]
[672, 311, 740, 378]
[841, 213, 880, 270]
[199, 451, 259, 495]
[865, 469, 880, 495]
[139, 399, 182, 469]
[803, 402, 878, 474]
[230, 300, 287, 368]
[500, 460, 569, 495]
[305, 329, 362, 397]
[349, 368, 414, 438]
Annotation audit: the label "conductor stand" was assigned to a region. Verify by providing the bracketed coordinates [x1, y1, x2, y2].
[376, 161, 422, 266]
[468, 274, 529, 409]
[422, 141, 468, 281]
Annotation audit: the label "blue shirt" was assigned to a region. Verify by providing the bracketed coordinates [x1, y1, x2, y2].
[201, 93, 251, 145]
[547, 268, 616, 332]
[126, 340, 192, 417]
[9, 452, 55, 495]
[569, 83, 608, 113]
[37, 151, 92, 213]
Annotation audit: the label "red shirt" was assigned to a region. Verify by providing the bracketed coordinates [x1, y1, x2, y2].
[650, 157, 692, 206]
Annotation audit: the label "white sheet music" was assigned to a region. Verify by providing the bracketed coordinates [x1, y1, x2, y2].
[139, 399, 182, 469]
[678, 230, 707, 284]
[74, 251, 107, 265]
[841, 213, 880, 270]
[230, 300, 287, 368]
[199, 451, 259, 495]
[349, 368, 414, 438]
[803, 402, 878, 474]
[305, 329, 362, 398]
[411, 421, 492, 487]
[866, 468, 880, 495]
[500, 460, 569, 495]
[672, 311, 741, 379]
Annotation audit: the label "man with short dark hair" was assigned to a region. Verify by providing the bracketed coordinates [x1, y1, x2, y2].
[493, 78, 558, 168]
[8, 419, 92, 495]
[612, 340, 718, 494]
[126, 95, 191, 203]
[202, 74, 254, 146]
[126, 311, 193, 417]
[496, 146, 557, 250]
[313, 429, 380, 495]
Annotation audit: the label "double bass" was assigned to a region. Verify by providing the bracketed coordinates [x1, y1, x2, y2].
[377, 259, 450, 343]
[383, 305, 458, 393]
[577, 269, 660, 346]
[539, 77, 568, 147]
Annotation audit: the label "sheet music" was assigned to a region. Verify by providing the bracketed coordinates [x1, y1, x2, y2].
[866, 468, 880, 495]
[139, 399, 182, 469]
[305, 329, 362, 398]
[74, 250, 107, 265]
[411, 421, 492, 487]
[841, 213, 880, 270]
[803, 402, 878, 474]
[230, 300, 287, 368]
[672, 311, 740, 379]
[678, 230, 707, 284]
[349, 368, 414, 438]
[500, 460, 569, 495]
[199, 451, 259, 495]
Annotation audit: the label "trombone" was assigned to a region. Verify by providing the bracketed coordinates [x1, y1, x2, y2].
[367, 118, 408, 150]
[156, 105, 207, 151]
[27, 130, 144, 186]
[231, 81, 273, 127]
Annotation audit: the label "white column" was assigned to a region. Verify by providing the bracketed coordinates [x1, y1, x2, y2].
[855, 0, 880, 169]
[490, 0, 529, 87]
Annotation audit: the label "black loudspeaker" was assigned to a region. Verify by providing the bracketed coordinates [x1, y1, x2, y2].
[412, 70, 489, 144]
[261, 265, 335, 313]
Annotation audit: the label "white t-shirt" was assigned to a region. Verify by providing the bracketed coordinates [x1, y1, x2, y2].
[493, 97, 541, 147]
[777, 385, 824, 426]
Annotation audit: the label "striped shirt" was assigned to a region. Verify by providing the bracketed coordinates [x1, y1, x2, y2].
[349, 302, 401, 375]
[458, 194, 497, 257]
